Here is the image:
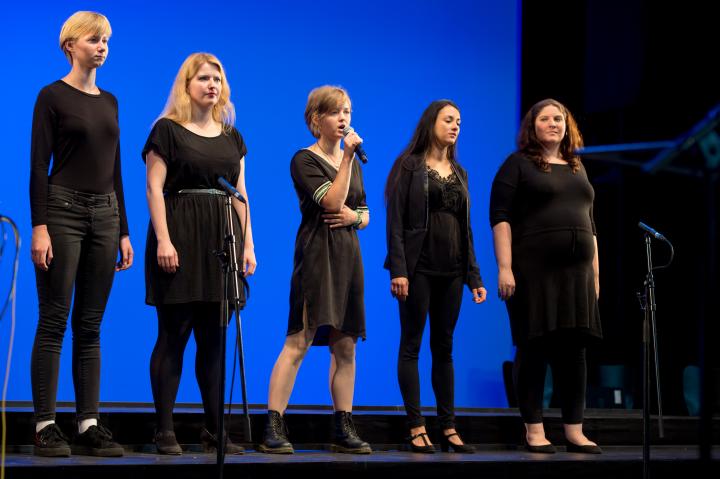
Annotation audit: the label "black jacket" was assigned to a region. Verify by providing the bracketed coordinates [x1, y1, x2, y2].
[384, 156, 483, 290]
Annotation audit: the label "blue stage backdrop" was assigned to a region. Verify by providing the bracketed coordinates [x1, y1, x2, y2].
[0, 0, 519, 408]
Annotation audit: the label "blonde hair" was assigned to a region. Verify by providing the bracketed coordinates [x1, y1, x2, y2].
[59, 11, 112, 65]
[304, 85, 350, 138]
[159, 53, 235, 133]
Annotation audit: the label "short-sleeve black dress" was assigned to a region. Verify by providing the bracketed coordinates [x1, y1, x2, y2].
[288, 150, 368, 345]
[489, 153, 601, 345]
[142, 118, 247, 306]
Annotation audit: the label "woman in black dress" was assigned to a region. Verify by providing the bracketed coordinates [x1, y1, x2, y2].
[490, 98, 602, 454]
[259, 86, 371, 455]
[385, 100, 487, 453]
[144, 52, 255, 455]
[29, 11, 132, 458]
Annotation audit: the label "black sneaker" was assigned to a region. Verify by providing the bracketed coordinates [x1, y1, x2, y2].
[34, 423, 71, 457]
[71, 424, 124, 457]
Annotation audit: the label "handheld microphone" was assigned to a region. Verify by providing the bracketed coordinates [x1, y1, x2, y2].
[217, 176, 246, 204]
[342, 126, 368, 164]
[638, 221, 666, 241]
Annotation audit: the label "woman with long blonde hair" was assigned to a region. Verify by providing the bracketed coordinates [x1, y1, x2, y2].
[143, 52, 255, 455]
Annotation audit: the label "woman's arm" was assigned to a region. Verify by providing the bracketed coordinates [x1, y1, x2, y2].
[318, 132, 362, 212]
[232, 156, 257, 276]
[146, 150, 178, 273]
[593, 235, 600, 299]
[492, 221, 515, 300]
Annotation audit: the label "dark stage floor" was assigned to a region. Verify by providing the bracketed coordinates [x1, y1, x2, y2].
[3, 404, 718, 478]
[4, 446, 719, 479]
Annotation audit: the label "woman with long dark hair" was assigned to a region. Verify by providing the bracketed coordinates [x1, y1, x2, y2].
[490, 98, 602, 454]
[385, 100, 486, 453]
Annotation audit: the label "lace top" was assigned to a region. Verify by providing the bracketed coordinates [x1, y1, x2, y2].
[416, 166, 466, 276]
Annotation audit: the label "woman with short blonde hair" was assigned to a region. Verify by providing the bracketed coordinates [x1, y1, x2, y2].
[30, 10, 132, 458]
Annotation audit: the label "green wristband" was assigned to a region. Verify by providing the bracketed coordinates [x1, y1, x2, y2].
[352, 209, 363, 229]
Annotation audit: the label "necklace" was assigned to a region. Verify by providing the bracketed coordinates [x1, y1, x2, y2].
[316, 142, 341, 168]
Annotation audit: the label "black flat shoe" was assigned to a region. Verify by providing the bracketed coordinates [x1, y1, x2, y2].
[525, 443, 557, 454]
[154, 430, 182, 455]
[200, 428, 245, 455]
[440, 432, 475, 453]
[565, 440, 602, 454]
[406, 432, 435, 453]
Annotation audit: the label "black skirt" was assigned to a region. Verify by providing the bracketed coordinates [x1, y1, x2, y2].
[145, 192, 245, 306]
[506, 227, 601, 345]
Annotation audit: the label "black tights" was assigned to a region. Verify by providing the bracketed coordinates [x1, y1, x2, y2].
[150, 302, 223, 433]
[397, 273, 464, 430]
[513, 335, 587, 424]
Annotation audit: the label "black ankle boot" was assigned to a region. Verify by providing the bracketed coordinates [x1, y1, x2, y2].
[331, 411, 371, 454]
[258, 410, 294, 454]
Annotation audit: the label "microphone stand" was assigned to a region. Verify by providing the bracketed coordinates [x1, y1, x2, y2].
[637, 230, 673, 479]
[214, 194, 252, 478]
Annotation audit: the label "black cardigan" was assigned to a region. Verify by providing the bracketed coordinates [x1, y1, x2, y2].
[384, 156, 483, 290]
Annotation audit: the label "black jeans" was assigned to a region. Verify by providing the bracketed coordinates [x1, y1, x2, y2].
[150, 302, 223, 434]
[397, 273, 464, 430]
[31, 184, 120, 422]
[513, 335, 587, 424]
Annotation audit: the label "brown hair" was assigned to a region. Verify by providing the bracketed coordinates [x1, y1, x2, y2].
[304, 85, 350, 138]
[517, 98, 584, 173]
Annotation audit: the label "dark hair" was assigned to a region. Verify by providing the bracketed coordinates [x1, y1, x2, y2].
[517, 98, 584, 173]
[384, 100, 460, 202]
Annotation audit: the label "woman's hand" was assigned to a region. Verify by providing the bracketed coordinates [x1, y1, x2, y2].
[31, 225, 53, 271]
[595, 275, 600, 299]
[498, 268, 516, 300]
[243, 245, 257, 277]
[472, 287, 487, 304]
[343, 130, 363, 160]
[157, 238, 179, 273]
[391, 276, 409, 301]
[322, 205, 358, 229]
[116, 235, 134, 271]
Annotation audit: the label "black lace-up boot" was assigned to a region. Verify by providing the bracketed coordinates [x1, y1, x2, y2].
[331, 411, 371, 454]
[258, 410, 294, 454]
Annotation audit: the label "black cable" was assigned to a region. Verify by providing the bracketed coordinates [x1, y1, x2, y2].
[652, 239, 675, 271]
[0, 215, 21, 479]
[0, 222, 7, 267]
[0, 217, 20, 322]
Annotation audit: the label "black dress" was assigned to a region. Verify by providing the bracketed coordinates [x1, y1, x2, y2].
[489, 153, 601, 345]
[142, 118, 247, 305]
[288, 150, 368, 345]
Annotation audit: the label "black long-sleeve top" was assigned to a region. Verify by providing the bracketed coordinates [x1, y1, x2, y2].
[489, 152, 595, 237]
[30, 80, 129, 237]
[384, 156, 483, 289]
